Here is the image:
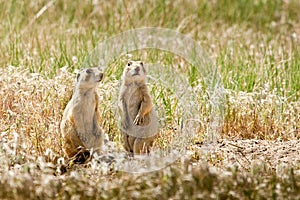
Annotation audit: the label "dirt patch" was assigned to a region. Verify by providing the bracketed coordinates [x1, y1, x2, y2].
[194, 139, 300, 171]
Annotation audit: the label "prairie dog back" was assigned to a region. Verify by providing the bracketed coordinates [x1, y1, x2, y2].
[60, 67, 104, 158]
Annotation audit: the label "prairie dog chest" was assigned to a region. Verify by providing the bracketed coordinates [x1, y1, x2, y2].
[124, 85, 143, 109]
[73, 92, 97, 117]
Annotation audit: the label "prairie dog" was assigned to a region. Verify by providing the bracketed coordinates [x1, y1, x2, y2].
[60, 67, 104, 158]
[118, 61, 159, 155]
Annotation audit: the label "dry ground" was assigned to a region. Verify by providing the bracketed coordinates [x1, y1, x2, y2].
[196, 139, 300, 171]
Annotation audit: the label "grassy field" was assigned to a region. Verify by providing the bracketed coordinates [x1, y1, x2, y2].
[0, 0, 300, 199]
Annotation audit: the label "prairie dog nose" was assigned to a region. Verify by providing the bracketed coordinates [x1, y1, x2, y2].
[96, 72, 103, 82]
[135, 66, 140, 72]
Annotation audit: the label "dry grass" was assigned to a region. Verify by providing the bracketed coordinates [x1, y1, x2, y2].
[223, 89, 300, 140]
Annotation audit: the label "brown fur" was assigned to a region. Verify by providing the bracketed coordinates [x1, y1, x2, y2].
[60, 67, 104, 158]
[118, 61, 159, 155]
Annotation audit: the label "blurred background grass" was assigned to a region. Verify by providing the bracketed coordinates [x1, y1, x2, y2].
[1, 0, 299, 98]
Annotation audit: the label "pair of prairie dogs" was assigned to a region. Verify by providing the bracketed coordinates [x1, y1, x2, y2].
[60, 61, 158, 158]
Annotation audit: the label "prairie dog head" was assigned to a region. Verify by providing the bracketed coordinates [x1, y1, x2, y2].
[122, 61, 146, 84]
[76, 67, 103, 89]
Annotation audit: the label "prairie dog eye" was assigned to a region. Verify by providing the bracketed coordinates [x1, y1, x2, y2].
[127, 62, 132, 66]
[86, 69, 93, 74]
[140, 62, 143, 66]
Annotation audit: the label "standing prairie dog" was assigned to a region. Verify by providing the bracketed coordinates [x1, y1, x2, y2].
[60, 67, 104, 158]
[118, 61, 159, 155]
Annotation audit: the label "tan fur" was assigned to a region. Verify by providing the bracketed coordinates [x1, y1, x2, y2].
[60, 67, 104, 158]
[118, 61, 159, 155]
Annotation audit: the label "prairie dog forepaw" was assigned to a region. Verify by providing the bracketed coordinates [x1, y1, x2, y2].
[122, 120, 129, 129]
[133, 114, 144, 125]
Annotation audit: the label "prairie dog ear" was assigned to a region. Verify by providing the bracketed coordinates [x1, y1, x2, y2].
[97, 66, 105, 72]
[76, 73, 80, 82]
[141, 62, 146, 73]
